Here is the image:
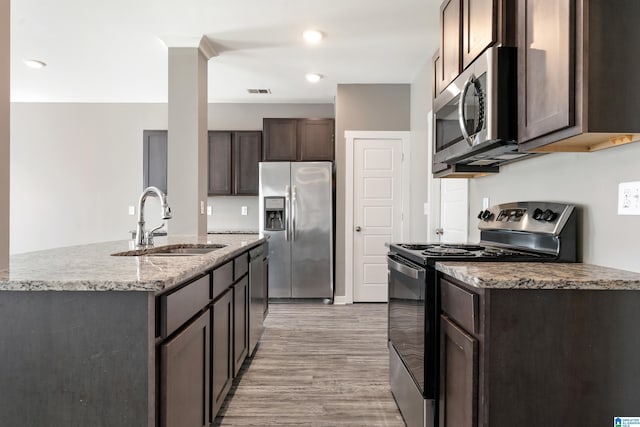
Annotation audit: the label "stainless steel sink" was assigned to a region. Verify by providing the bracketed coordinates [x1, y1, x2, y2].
[112, 243, 227, 257]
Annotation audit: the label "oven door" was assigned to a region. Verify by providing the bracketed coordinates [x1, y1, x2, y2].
[388, 254, 438, 399]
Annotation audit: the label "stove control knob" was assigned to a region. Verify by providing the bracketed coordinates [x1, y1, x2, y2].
[478, 210, 493, 221]
[542, 209, 557, 222]
[533, 208, 544, 221]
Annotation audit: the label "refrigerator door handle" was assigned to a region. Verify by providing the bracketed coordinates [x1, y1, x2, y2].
[291, 185, 297, 241]
[285, 185, 290, 241]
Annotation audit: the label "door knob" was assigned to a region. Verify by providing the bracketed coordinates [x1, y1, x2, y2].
[355, 226, 362, 232]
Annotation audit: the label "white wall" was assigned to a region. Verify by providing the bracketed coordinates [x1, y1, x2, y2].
[207, 196, 259, 232]
[409, 59, 432, 242]
[0, 0, 8, 269]
[10, 102, 333, 254]
[468, 145, 640, 273]
[335, 84, 411, 298]
[10, 103, 166, 254]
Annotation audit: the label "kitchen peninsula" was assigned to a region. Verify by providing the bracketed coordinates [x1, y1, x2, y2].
[0, 233, 267, 427]
[436, 262, 640, 427]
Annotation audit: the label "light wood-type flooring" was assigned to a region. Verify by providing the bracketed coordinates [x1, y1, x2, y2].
[214, 303, 405, 426]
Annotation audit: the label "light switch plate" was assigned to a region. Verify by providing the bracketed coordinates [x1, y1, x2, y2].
[423, 202, 429, 215]
[618, 181, 640, 215]
[482, 197, 490, 210]
[200, 201, 205, 215]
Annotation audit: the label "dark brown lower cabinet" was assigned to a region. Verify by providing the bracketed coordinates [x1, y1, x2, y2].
[439, 315, 477, 427]
[232, 276, 249, 376]
[161, 309, 210, 427]
[439, 273, 640, 427]
[211, 289, 233, 419]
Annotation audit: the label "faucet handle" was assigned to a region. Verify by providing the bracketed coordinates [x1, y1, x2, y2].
[145, 222, 165, 246]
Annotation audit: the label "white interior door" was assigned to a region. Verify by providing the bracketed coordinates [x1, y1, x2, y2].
[353, 138, 403, 302]
[439, 179, 469, 243]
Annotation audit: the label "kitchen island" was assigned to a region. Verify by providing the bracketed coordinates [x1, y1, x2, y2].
[0, 234, 267, 427]
[435, 262, 640, 427]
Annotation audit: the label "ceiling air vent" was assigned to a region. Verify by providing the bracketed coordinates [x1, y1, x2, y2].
[247, 89, 272, 94]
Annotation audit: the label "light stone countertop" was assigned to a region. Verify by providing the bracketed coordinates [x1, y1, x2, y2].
[0, 234, 266, 293]
[436, 262, 640, 290]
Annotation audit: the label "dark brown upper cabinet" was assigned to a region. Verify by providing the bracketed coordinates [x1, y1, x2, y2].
[462, 0, 497, 69]
[517, 0, 640, 152]
[263, 118, 334, 162]
[298, 119, 335, 161]
[233, 132, 262, 195]
[208, 132, 232, 195]
[262, 119, 298, 161]
[438, 0, 461, 95]
[208, 131, 262, 196]
[143, 130, 168, 194]
[435, 0, 514, 98]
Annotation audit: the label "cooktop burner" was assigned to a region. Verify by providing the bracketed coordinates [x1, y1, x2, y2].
[399, 243, 486, 252]
[398, 244, 432, 250]
[422, 244, 487, 256]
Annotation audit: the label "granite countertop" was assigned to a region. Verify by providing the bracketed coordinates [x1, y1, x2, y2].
[0, 234, 265, 293]
[436, 262, 640, 290]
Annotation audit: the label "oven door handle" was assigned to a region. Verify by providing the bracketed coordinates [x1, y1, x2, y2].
[388, 255, 425, 281]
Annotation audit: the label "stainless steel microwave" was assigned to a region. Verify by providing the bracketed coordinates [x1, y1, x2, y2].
[433, 46, 528, 167]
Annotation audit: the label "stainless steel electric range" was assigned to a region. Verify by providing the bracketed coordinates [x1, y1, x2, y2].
[387, 202, 578, 427]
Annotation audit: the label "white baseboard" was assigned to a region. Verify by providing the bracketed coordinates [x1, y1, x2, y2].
[333, 295, 349, 305]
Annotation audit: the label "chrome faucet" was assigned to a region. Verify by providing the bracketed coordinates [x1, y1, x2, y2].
[134, 186, 172, 248]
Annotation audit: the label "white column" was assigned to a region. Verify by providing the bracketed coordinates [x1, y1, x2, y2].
[0, 0, 10, 268]
[165, 36, 216, 236]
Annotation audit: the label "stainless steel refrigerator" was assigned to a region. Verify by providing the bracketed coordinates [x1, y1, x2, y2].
[259, 162, 333, 299]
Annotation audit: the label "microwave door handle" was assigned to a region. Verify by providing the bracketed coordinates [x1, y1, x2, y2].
[458, 73, 476, 147]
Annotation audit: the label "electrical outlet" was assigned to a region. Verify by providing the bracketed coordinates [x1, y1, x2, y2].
[618, 181, 640, 215]
[200, 201, 205, 215]
[241, 206, 248, 216]
[482, 197, 490, 210]
[128, 206, 135, 216]
[207, 205, 212, 216]
[423, 202, 429, 215]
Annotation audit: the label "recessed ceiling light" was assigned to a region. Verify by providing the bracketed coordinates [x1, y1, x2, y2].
[23, 59, 47, 69]
[302, 30, 323, 44]
[305, 73, 323, 83]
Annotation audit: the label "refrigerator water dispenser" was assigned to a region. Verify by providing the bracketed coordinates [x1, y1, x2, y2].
[264, 197, 285, 231]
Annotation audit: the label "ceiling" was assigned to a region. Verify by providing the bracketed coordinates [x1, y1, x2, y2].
[10, 0, 440, 104]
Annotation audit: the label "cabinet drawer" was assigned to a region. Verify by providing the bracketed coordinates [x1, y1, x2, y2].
[160, 274, 211, 338]
[213, 261, 234, 300]
[234, 254, 248, 281]
[440, 279, 479, 334]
